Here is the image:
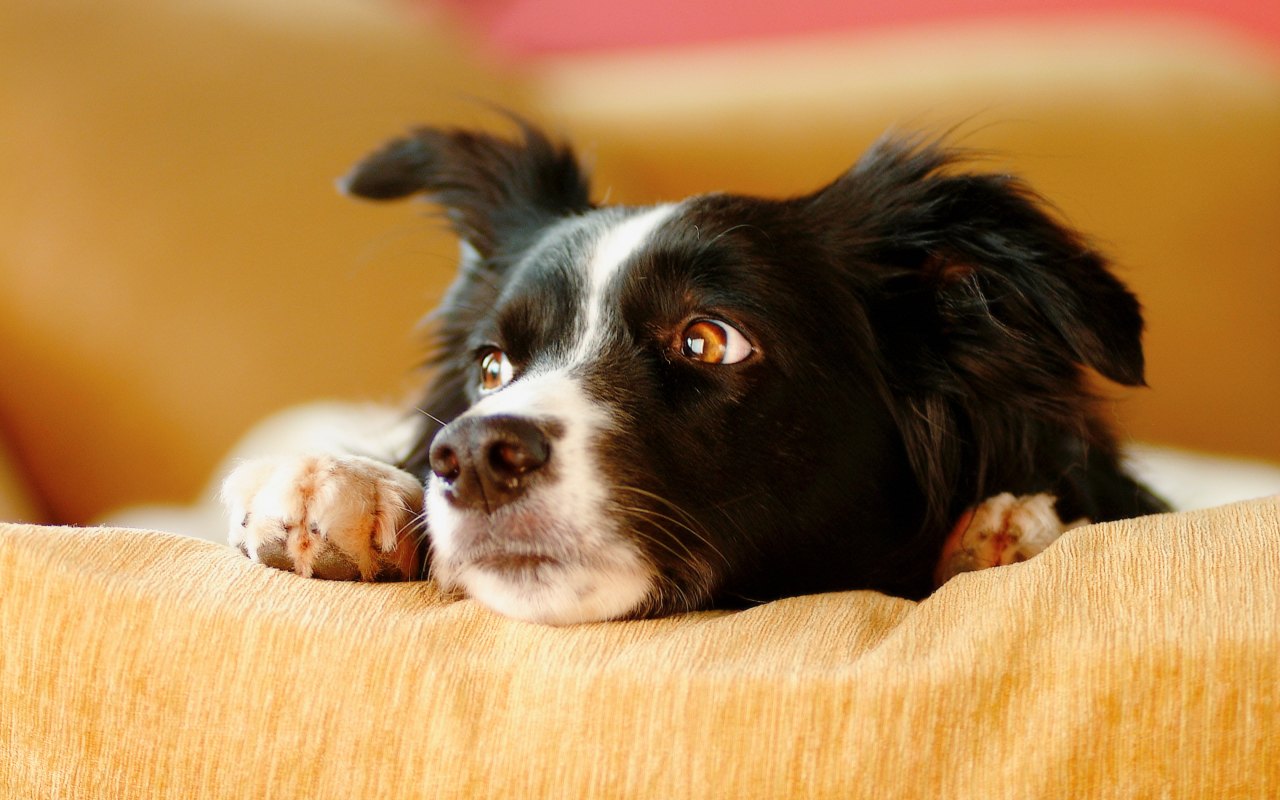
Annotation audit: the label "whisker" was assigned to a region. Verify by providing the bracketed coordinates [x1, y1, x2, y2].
[611, 502, 719, 612]
[645, 571, 693, 615]
[415, 407, 448, 427]
[381, 507, 431, 579]
[613, 486, 731, 566]
[703, 223, 751, 249]
[612, 505, 703, 565]
[707, 492, 761, 512]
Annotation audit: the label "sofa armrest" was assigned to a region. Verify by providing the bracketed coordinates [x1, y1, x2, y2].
[3, 498, 1278, 797]
[0, 431, 40, 524]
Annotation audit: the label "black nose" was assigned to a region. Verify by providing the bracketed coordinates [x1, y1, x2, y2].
[429, 415, 552, 512]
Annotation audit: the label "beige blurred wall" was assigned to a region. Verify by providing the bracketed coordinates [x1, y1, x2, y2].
[2, 2, 1277, 524]
[0, 0, 529, 522]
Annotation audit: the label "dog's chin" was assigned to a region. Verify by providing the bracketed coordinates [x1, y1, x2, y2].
[427, 493, 654, 625]
[449, 557, 653, 625]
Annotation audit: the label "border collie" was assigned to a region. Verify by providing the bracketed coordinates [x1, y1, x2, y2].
[222, 121, 1167, 624]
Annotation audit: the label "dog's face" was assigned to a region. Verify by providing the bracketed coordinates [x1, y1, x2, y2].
[343, 123, 1146, 624]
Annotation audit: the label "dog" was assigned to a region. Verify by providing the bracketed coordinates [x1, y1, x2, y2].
[222, 121, 1168, 625]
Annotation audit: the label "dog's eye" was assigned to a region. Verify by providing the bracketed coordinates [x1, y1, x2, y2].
[679, 319, 753, 365]
[478, 349, 514, 392]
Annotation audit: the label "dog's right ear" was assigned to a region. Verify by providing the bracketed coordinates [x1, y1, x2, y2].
[339, 121, 593, 258]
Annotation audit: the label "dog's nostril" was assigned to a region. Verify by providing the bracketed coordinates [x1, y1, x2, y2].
[487, 437, 548, 479]
[429, 443, 461, 483]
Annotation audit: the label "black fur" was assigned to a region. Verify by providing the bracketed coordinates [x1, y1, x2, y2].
[344, 123, 1167, 612]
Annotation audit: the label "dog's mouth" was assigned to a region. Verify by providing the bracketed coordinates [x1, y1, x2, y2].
[439, 505, 576, 576]
[469, 549, 562, 576]
[429, 503, 656, 624]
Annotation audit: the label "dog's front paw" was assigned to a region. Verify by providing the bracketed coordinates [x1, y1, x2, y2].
[933, 493, 1085, 588]
[221, 455, 424, 581]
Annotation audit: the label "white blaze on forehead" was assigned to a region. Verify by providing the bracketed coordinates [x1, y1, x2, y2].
[424, 205, 681, 624]
[572, 204, 678, 364]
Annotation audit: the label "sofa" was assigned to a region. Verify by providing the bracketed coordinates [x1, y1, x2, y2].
[2, 0, 1279, 795]
[4, 499, 1279, 797]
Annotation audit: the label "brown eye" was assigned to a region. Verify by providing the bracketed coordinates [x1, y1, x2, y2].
[479, 349, 513, 392]
[680, 319, 753, 365]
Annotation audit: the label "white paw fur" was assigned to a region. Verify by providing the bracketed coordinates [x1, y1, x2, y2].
[221, 454, 424, 580]
[934, 493, 1087, 587]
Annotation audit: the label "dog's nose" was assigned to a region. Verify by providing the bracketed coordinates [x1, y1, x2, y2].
[429, 416, 551, 512]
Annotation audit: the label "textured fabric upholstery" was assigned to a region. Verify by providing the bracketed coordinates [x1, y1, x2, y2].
[3, 497, 1277, 798]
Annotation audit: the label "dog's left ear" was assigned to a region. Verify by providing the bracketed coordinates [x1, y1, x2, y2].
[339, 120, 593, 258]
[816, 137, 1146, 388]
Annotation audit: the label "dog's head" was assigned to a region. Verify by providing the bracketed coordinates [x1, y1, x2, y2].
[343, 122, 1146, 624]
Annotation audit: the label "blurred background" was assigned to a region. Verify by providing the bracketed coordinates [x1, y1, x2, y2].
[2, 0, 1278, 527]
